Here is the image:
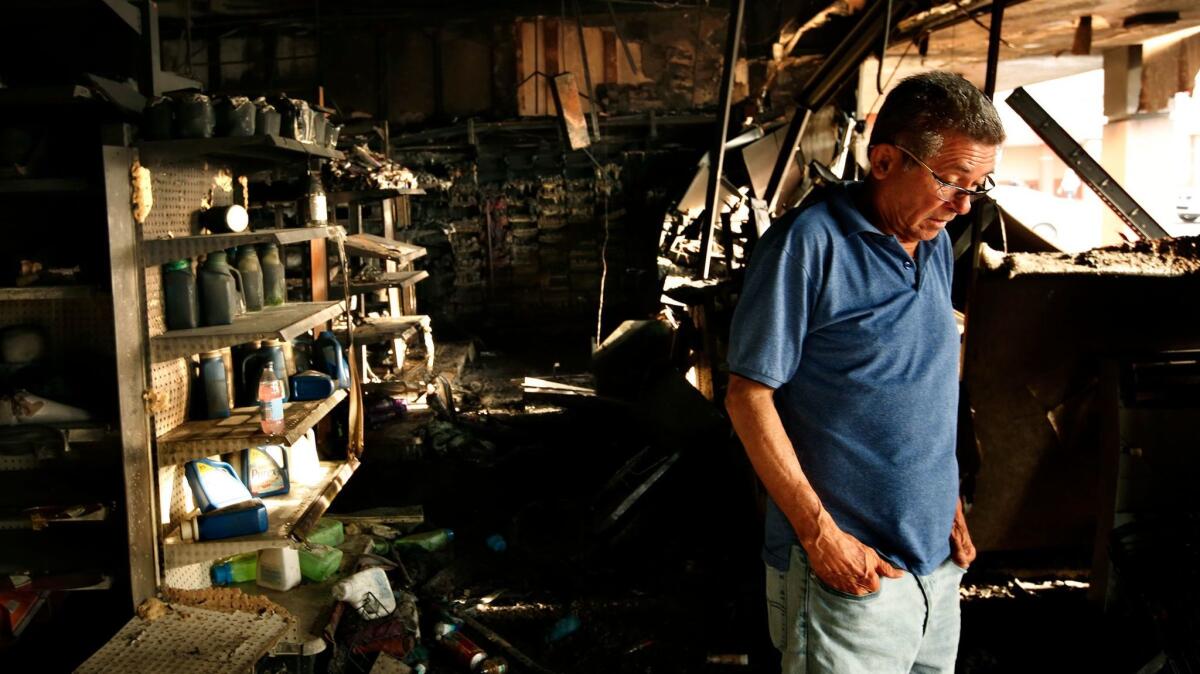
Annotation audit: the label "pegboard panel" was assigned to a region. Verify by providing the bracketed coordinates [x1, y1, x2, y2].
[163, 560, 214, 591]
[152, 358, 191, 438]
[0, 298, 115, 358]
[145, 265, 166, 337]
[159, 463, 197, 529]
[75, 604, 289, 674]
[142, 161, 236, 240]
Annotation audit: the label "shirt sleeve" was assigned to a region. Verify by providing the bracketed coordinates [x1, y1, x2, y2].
[726, 226, 815, 390]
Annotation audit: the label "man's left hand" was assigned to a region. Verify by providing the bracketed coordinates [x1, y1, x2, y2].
[950, 497, 975, 569]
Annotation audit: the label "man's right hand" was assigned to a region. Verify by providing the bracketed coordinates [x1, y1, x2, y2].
[803, 514, 904, 596]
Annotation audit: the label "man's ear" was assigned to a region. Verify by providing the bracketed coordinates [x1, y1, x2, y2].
[868, 144, 900, 180]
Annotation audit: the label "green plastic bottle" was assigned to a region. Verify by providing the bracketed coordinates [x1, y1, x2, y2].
[305, 518, 345, 548]
[298, 544, 343, 582]
[391, 528, 455, 553]
[211, 552, 257, 585]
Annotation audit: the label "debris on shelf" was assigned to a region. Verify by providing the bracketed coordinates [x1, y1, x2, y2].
[162, 586, 293, 620]
[981, 236, 1200, 278]
[330, 144, 419, 192]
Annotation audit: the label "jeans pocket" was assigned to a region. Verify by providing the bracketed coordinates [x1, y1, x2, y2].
[811, 572, 881, 602]
[765, 564, 788, 651]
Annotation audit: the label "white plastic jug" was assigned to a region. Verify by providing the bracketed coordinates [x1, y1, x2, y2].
[257, 547, 301, 591]
[332, 567, 395, 619]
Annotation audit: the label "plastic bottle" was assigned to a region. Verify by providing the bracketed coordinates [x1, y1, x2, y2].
[184, 458, 253, 512]
[305, 518, 345, 547]
[180, 499, 267, 541]
[314, 330, 350, 390]
[198, 251, 243, 326]
[485, 534, 507, 553]
[391, 528, 454, 553]
[239, 445, 289, 497]
[290, 370, 335, 401]
[211, 552, 257, 586]
[235, 246, 264, 312]
[257, 364, 285, 435]
[258, 243, 286, 307]
[257, 547, 301, 591]
[332, 567, 395, 619]
[298, 544, 343, 582]
[199, 350, 231, 419]
[162, 259, 199, 330]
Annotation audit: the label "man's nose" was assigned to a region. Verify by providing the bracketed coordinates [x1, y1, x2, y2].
[948, 192, 972, 216]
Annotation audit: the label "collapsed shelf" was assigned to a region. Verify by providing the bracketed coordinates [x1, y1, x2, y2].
[142, 226, 343, 267]
[330, 270, 429, 298]
[162, 459, 357, 569]
[150, 300, 345, 362]
[342, 233, 427, 264]
[342, 315, 431, 345]
[156, 389, 347, 466]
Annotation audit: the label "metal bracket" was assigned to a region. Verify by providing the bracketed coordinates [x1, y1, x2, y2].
[1005, 87, 1169, 240]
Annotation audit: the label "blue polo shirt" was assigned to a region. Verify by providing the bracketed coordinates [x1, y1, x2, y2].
[727, 182, 959, 576]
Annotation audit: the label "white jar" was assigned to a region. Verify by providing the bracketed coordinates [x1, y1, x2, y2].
[257, 547, 301, 591]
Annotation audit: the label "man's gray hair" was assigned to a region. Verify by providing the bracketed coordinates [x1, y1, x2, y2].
[868, 71, 1005, 161]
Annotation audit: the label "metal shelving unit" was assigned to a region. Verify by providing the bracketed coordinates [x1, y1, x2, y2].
[155, 390, 346, 466]
[141, 226, 343, 267]
[161, 459, 357, 568]
[149, 300, 345, 362]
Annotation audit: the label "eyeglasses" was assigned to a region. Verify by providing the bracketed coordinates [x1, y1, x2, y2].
[892, 144, 996, 203]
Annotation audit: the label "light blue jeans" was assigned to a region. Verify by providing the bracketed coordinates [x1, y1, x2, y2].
[765, 545, 965, 674]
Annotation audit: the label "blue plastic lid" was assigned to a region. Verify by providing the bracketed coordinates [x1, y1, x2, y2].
[211, 563, 233, 585]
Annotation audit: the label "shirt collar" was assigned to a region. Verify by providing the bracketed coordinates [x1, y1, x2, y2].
[827, 181, 884, 238]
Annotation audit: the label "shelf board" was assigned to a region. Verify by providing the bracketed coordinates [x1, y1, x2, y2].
[0, 178, 92, 195]
[150, 300, 345, 362]
[342, 315, 430, 345]
[327, 187, 426, 203]
[138, 134, 344, 165]
[343, 233, 426, 264]
[156, 389, 346, 465]
[76, 603, 289, 674]
[142, 225, 342, 267]
[162, 459, 357, 568]
[0, 285, 97, 300]
[330, 270, 429, 297]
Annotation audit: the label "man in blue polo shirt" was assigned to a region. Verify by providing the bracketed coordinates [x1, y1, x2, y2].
[725, 72, 1005, 673]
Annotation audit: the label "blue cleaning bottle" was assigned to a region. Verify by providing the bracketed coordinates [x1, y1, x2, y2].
[314, 330, 350, 390]
[185, 458, 254, 512]
[180, 499, 268, 541]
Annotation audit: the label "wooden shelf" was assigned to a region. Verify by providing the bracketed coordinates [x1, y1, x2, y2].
[342, 315, 430, 345]
[150, 300, 345, 362]
[156, 389, 346, 465]
[142, 226, 342, 267]
[343, 233, 426, 264]
[0, 286, 98, 300]
[138, 134, 344, 165]
[330, 270, 428, 298]
[162, 459, 357, 568]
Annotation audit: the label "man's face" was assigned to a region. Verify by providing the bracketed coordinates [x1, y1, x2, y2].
[869, 132, 998, 246]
